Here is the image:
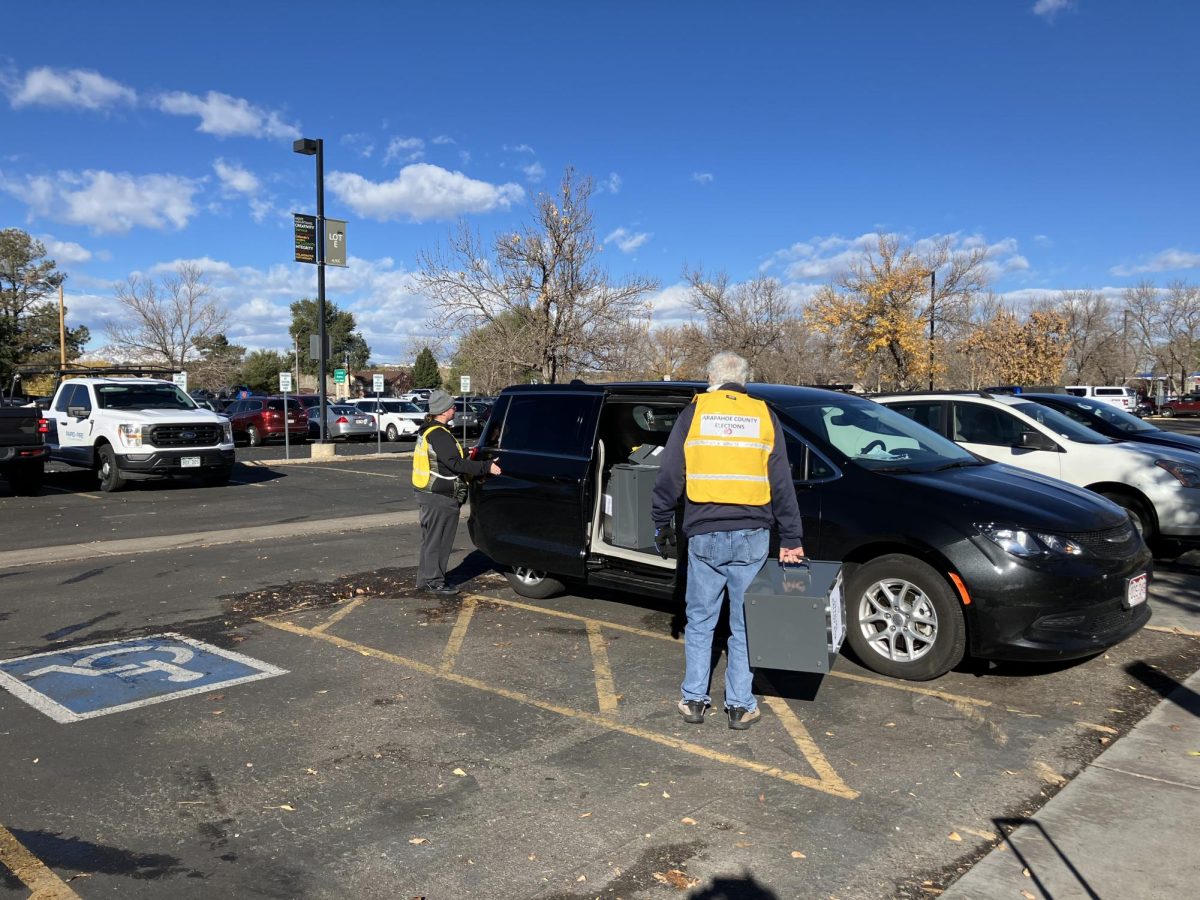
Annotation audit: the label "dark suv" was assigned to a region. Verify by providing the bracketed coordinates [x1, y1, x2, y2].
[467, 382, 1151, 681]
[224, 396, 308, 446]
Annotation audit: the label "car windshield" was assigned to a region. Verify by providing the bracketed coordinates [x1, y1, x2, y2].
[1039, 397, 1157, 434]
[96, 383, 196, 410]
[777, 397, 982, 472]
[1012, 402, 1112, 444]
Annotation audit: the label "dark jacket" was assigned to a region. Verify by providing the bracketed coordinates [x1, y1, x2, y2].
[650, 384, 803, 549]
[416, 421, 492, 499]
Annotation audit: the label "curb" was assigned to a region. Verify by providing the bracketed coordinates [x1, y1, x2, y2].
[239, 451, 413, 467]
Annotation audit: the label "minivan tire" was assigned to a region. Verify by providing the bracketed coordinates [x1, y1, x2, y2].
[97, 444, 126, 493]
[843, 554, 966, 681]
[504, 567, 565, 599]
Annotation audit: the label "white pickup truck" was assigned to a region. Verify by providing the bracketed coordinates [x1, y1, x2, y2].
[44, 377, 235, 491]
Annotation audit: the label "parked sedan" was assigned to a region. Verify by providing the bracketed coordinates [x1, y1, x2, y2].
[307, 404, 377, 441]
[1017, 393, 1200, 456]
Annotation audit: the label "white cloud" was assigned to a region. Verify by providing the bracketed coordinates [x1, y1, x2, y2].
[40, 236, 92, 264]
[156, 90, 299, 139]
[341, 133, 375, 158]
[597, 173, 622, 194]
[384, 136, 425, 164]
[604, 227, 652, 254]
[503, 143, 535, 154]
[1110, 249, 1200, 276]
[248, 197, 274, 223]
[8, 66, 136, 110]
[522, 161, 545, 183]
[2, 169, 200, 233]
[691, 172, 714, 185]
[459, 150, 472, 165]
[432, 135, 455, 145]
[326, 163, 524, 222]
[1032, 0, 1074, 21]
[762, 231, 1031, 283]
[213, 158, 260, 195]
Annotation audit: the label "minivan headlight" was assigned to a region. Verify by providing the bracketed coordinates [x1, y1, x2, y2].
[1155, 459, 1200, 488]
[977, 523, 1083, 558]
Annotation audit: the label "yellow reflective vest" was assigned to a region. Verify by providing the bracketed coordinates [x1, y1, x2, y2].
[683, 390, 774, 505]
[412, 424, 462, 492]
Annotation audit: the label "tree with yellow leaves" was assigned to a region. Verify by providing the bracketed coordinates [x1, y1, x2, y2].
[963, 309, 1070, 385]
[805, 234, 989, 390]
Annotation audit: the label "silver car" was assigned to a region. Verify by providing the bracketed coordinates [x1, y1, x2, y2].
[308, 404, 377, 441]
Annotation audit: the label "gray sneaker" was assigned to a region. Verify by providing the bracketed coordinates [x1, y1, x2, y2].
[677, 699, 708, 724]
[726, 706, 761, 730]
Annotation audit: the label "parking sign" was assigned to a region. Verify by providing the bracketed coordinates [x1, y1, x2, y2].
[279, 371, 293, 392]
[173, 372, 188, 392]
[373, 373, 384, 393]
[460, 375, 471, 393]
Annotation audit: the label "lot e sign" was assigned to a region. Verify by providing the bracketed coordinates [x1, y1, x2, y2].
[0, 634, 287, 723]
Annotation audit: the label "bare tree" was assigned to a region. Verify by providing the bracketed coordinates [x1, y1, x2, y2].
[1158, 280, 1200, 392]
[105, 263, 228, 368]
[1045, 289, 1120, 383]
[681, 267, 796, 374]
[416, 168, 658, 384]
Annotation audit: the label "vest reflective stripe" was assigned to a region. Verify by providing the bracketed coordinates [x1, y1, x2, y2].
[684, 391, 774, 505]
[412, 424, 462, 491]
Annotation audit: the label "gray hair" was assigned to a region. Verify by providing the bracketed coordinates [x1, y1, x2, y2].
[706, 352, 751, 388]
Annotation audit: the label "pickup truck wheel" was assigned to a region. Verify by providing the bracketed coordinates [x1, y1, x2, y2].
[247, 425, 262, 447]
[8, 463, 44, 496]
[386, 423, 400, 442]
[97, 445, 126, 492]
[504, 567, 565, 599]
[843, 554, 965, 681]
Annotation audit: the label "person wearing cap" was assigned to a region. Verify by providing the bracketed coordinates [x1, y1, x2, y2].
[650, 351, 804, 730]
[411, 388, 501, 596]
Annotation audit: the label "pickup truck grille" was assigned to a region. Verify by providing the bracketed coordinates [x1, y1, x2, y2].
[149, 423, 223, 447]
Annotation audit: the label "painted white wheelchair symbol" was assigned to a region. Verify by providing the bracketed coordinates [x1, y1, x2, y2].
[26, 645, 204, 683]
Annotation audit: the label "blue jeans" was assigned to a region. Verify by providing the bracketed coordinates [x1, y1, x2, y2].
[681, 528, 769, 711]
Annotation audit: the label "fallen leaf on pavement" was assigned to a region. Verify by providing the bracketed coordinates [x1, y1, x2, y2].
[579, 812, 592, 818]
[576, 875, 586, 882]
[453, 768, 467, 776]
[662, 791, 671, 798]
[266, 804, 295, 811]
[1021, 892, 1036, 900]
[947, 832, 962, 842]
[637, 782, 650, 787]
[653, 869, 700, 889]
[681, 817, 697, 825]
[1022, 868, 1031, 877]
[790, 851, 806, 859]
[409, 837, 428, 845]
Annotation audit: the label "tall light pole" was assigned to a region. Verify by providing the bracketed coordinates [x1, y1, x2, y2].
[293, 137, 328, 441]
[927, 270, 937, 390]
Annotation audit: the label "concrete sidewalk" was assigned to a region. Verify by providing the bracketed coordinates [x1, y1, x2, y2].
[944, 586, 1200, 900]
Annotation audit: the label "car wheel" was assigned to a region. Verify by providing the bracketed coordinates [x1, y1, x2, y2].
[843, 554, 966, 681]
[1100, 492, 1156, 544]
[1161, 406, 1175, 418]
[97, 444, 126, 493]
[8, 462, 44, 496]
[247, 425, 262, 447]
[504, 566, 565, 599]
[386, 423, 400, 442]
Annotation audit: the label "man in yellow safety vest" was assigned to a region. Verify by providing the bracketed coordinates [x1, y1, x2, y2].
[651, 352, 805, 729]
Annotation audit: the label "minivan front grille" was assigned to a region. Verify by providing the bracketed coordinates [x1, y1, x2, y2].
[1067, 522, 1142, 558]
[149, 423, 223, 447]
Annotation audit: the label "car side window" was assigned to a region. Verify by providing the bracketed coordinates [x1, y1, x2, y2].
[479, 396, 509, 447]
[953, 403, 1021, 446]
[886, 401, 944, 435]
[499, 394, 597, 456]
[784, 431, 838, 483]
[55, 384, 77, 413]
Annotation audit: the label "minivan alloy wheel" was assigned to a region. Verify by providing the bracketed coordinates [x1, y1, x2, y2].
[857, 578, 938, 663]
[504, 566, 565, 599]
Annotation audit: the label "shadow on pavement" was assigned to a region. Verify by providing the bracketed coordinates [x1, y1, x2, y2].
[689, 872, 781, 899]
[1126, 659, 1200, 718]
[992, 818, 1100, 900]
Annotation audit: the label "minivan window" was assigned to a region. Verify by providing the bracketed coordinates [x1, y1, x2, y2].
[500, 394, 597, 456]
[780, 398, 978, 471]
[784, 431, 837, 482]
[1050, 398, 1156, 434]
[1012, 402, 1110, 444]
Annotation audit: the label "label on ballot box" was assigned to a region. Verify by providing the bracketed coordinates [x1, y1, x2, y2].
[743, 560, 845, 674]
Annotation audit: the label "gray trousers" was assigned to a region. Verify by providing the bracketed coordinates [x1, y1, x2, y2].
[416, 491, 460, 589]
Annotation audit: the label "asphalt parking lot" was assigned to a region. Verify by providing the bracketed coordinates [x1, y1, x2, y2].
[2, 437, 1200, 899]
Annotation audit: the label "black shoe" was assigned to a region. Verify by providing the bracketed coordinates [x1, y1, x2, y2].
[726, 706, 761, 730]
[677, 699, 708, 724]
[420, 584, 460, 597]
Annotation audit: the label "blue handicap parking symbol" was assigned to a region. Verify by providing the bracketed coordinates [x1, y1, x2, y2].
[0, 633, 287, 723]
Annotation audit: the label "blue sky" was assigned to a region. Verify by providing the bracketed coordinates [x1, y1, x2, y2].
[2, 0, 1197, 365]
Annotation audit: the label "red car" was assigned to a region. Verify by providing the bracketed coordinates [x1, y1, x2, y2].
[223, 396, 308, 446]
[1158, 393, 1200, 417]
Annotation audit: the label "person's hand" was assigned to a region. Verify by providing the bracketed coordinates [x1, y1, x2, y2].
[654, 523, 677, 558]
[779, 545, 806, 564]
[488, 460, 501, 476]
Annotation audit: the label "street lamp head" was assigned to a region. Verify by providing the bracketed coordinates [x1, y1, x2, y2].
[293, 138, 319, 156]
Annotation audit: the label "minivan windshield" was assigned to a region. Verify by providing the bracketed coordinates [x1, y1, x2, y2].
[778, 398, 983, 472]
[1013, 402, 1112, 444]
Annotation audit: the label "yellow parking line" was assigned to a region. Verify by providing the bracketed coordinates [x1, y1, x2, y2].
[260, 616, 859, 799]
[41, 486, 101, 500]
[440, 596, 478, 672]
[0, 823, 80, 898]
[470, 593, 994, 710]
[586, 621, 620, 716]
[311, 596, 369, 634]
[1147, 624, 1200, 638]
[761, 684, 856, 798]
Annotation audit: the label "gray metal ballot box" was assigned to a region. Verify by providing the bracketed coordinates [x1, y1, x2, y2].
[743, 560, 845, 675]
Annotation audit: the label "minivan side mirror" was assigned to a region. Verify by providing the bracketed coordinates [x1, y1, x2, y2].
[1017, 430, 1058, 452]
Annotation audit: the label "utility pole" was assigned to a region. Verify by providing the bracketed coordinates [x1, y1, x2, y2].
[293, 137, 328, 440]
[58, 282, 66, 368]
[927, 270, 937, 391]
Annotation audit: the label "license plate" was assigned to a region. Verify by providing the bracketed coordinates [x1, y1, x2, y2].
[181, 456, 201, 468]
[1125, 572, 1148, 608]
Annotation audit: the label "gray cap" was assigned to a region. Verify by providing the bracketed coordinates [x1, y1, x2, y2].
[427, 389, 454, 415]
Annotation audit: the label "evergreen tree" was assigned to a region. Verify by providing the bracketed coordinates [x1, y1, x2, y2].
[412, 347, 441, 388]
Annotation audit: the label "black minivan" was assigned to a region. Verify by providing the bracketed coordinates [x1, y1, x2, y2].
[468, 382, 1151, 681]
